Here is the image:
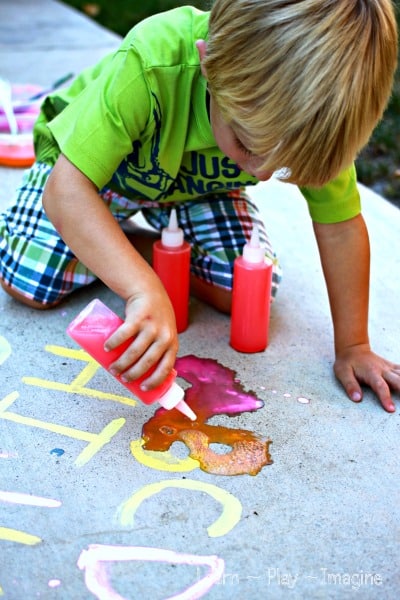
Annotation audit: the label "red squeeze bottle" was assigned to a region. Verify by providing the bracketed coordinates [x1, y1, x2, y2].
[152, 209, 191, 333]
[230, 225, 273, 353]
[66, 299, 196, 420]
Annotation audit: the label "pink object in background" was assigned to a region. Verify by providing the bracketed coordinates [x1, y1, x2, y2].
[0, 84, 41, 167]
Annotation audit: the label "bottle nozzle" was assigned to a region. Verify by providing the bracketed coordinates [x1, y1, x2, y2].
[250, 224, 260, 247]
[157, 380, 197, 420]
[175, 399, 197, 421]
[169, 208, 178, 231]
[242, 224, 265, 263]
[161, 208, 184, 247]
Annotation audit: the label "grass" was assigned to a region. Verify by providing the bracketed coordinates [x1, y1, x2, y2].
[63, 0, 400, 207]
[64, 0, 208, 36]
[356, 75, 400, 207]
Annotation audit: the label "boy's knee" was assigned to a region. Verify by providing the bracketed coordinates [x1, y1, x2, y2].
[0, 278, 60, 310]
[190, 274, 232, 315]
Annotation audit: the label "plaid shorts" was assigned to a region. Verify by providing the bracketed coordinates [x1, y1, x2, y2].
[0, 162, 282, 305]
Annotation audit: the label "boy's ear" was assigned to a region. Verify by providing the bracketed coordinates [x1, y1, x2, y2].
[195, 39, 208, 78]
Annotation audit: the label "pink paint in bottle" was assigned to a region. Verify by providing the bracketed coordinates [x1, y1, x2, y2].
[152, 209, 191, 333]
[230, 225, 273, 353]
[66, 299, 196, 420]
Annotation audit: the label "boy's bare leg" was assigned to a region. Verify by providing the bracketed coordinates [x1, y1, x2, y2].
[122, 221, 232, 314]
[0, 278, 59, 310]
[1, 221, 232, 313]
[189, 276, 231, 314]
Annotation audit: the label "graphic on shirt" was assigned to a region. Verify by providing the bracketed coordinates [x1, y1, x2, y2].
[110, 92, 256, 201]
[111, 94, 174, 198]
[167, 153, 255, 198]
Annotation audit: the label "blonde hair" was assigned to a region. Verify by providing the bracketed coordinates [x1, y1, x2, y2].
[203, 0, 398, 186]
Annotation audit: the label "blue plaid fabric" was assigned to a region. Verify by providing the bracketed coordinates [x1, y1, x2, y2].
[0, 162, 281, 305]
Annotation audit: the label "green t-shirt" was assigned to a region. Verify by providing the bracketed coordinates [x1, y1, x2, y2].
[34, 6, 360, 224]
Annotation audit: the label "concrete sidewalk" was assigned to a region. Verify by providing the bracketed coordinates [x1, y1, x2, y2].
[1, 1, 399, 598]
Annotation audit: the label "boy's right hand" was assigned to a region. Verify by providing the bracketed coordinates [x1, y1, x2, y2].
[104, 280, 179, 391]
[43, 155, 179, 388]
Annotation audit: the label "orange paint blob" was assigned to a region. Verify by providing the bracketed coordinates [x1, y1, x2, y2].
[142, 356, 272, 475]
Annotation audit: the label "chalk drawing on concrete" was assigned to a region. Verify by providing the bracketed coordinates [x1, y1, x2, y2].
[0, 336, 11, 365]
[0, 391, 125, 467]
[78, 544, 224, 600]
[22, 345, 137, 407]
[0, 527, 41, 546]
[130, 438, 199, 472]
[0, 491, 61, 508]
[117, 479, 242, 538]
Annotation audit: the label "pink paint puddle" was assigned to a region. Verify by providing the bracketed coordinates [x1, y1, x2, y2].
[142, 356, 272, 476]
[297, 396, 310, 404]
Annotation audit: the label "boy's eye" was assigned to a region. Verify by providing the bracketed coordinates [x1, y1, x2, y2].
[234, 135, 254, 158]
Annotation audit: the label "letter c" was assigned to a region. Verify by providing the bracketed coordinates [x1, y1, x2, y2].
[117, 479, 242, 538]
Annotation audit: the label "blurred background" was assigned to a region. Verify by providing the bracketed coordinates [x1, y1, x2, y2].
[62, 0, 400, 207]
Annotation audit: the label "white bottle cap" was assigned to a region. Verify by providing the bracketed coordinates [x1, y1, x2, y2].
[158, 381, 197, 421]
[161, 208, 184, 247]
[242, 225, 265, 263]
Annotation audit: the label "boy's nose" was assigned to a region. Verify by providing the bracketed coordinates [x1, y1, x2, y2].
[256, 170, 273, 181]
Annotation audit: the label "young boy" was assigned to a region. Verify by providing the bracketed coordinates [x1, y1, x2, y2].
[0, 0, 399, 411]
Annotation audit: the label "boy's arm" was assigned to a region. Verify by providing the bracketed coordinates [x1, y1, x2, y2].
[313, 214, 400, 412]
[43, 154, 178, 389]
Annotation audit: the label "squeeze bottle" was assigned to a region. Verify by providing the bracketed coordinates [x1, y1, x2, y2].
[152, 209, 191, 333]
[230, 225, 273, 353]
[66, 299, 196, 420]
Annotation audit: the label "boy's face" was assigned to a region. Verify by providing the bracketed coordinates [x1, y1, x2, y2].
[196, 39, 272, 182]
[209, 96, 273, 181]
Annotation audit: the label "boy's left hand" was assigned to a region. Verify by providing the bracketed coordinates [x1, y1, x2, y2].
[334, 343, 400, 412]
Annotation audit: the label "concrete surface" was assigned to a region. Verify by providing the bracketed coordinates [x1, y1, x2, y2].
[0, 1, 399, 598]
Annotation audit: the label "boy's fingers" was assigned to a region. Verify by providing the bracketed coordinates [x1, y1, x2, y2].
[345, 384, 363, 403]
[139, 350, 176, 390]
[338, 367, 396, 413]
[334, 355, 399, 412]
[104, 321, 137, 351]
[112, 335, 162, 379]
[334, 363, 363, 402]
[383, 367, 400, 390]
[379, 397, 396, 413]
[375, 371, 397, 412]
[365, 377, 395, 411]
